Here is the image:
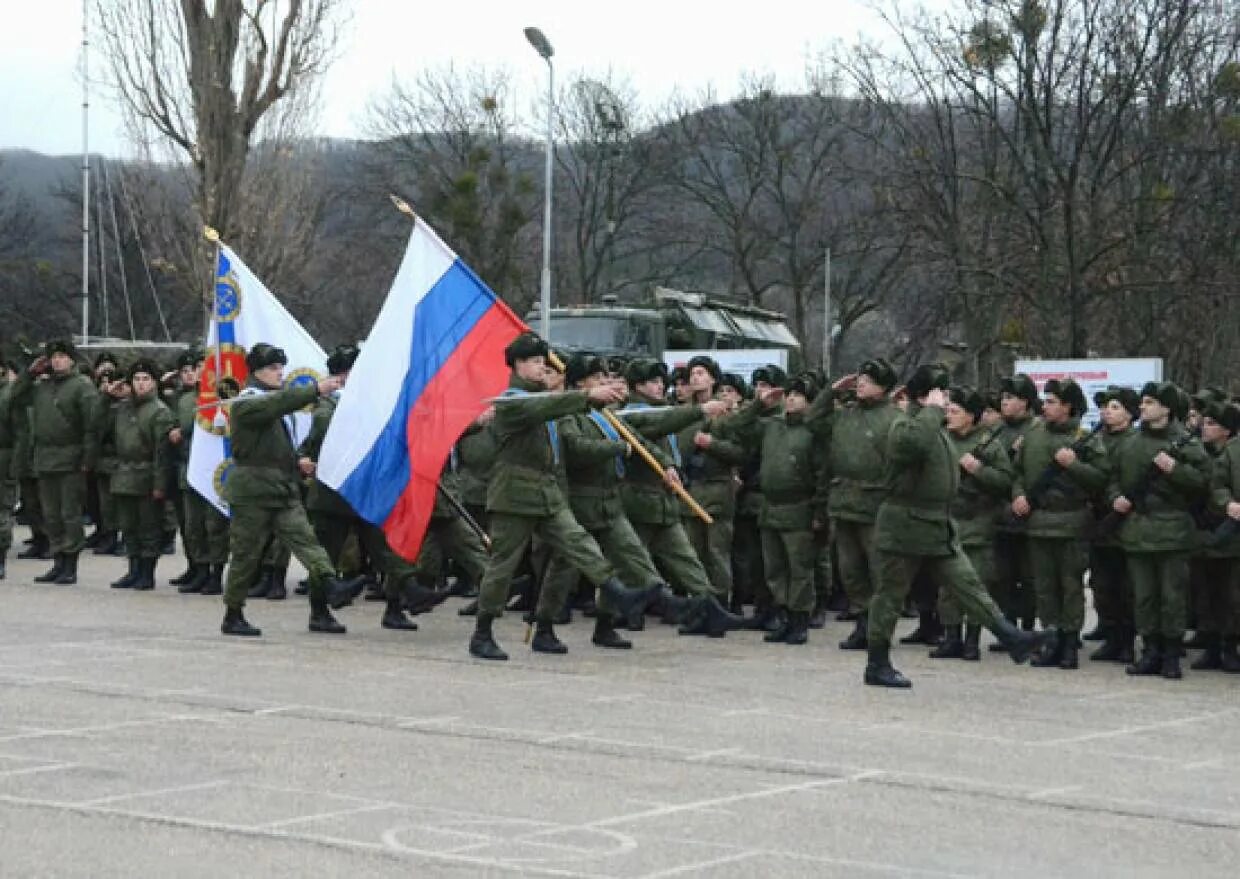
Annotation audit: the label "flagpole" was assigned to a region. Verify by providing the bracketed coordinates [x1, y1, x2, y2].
[203, 226, 226, 429]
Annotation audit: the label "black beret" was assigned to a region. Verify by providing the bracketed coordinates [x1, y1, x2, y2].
[719, 372, 748, 396]
[45, 339, 77, 359]
[565, 353, 608, 386]
[504, 332, 549, 367]
[625, 358, 668, 388]
[128, 358, 159, 381]
[948, 385, 985, 422]
[326, 343, 360, 376]
[751, 364, 788, 390]
[245, 343, 288, 372]
[788, 373, 818, 402]
[1043, 378, 1088, 417]
[686, 355, 721, 384]
[1094, 385, 1139, 420]
[906, 363, 951, 400]
[1000, 373, 1041, 412]
[858, 358, 898, 390]
[1205, 402, 1240, 435]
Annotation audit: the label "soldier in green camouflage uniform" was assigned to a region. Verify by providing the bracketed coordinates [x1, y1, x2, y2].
[12, 340, 99, 585]
[1185, 387, 1230, 650]
[1189, 402, 1240, 671]
[993, 374, 1041, 636]
[86, 361, 121, 554]
[1088, 387, 1139, 663]
[1108, 383, 1211, 679]
[1010, 378, 1109, 669]
[1205, 402, 1240, 673]
[218, 343, 363, 638]
[107, 360, 175, 591]
[468, 334, 660, 661]
[0, 361, 19, 577]
[930, 386, 1013, 661]
[732, 366, 783, 628]
[406, 454, 486, 608]
[864, 365, 1049, 688]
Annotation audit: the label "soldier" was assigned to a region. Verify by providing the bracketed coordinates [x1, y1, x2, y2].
[729, 373, 827, 645]
[677, 355, 745, 604]
[218, 343, 363, 637]
[1010, 378, 1109, 669]
[864, 365, 1048, 688]
[733, 365, 783, 627]
[13, 340, 99, 585]
[1206, 402, 1240, 672]
[106, 360, 175, 591]
[85, 361, 120, 553]
[467, 333, 660, 661]
[0, 360, 19, 578]
[1190, 402, 1240, 670]
[670, 366, 691, 404]
[1088, 387, 1139, 663]
[717, 373, 746, 411]
[823, 359, 900, 651]
[451, 408, 498, 597]
[932, 386, 1014, 661]
[1108, 382, 1211, 679]
[405, 454, 486, 614]
[1185, 387, 1228, 646]
[992, 374, 1041, 642]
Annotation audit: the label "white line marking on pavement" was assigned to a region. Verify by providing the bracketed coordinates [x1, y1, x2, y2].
[636, 851, 761, 878]
[538, 731, 593, 744]
[1039, 709, 1238, 745]
[380, 827, 613, 878]
[252, 705, 300, 715]
[0, 763, 78, 779]
[0, 714, 227, 742]
[259, 803, 397, 829]
[1027, 785, 1083, 800]
[396, 715, 459, 728]
[76, 780, 229, 806]
[684, 748, 742, 762]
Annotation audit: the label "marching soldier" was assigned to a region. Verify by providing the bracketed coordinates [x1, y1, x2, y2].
[863, 364, 1048, 688]
[1108, 382, 1210, 679]
[218, 343, 363, 637]
[932, 386, 1013, 661]
[1088, 387, 1139, 663]
[467, 333, 660, 661]
[13, 340, 100, 585]
[1206, 402, 1240, 672]
[107, 360, 175, 591]
[1010, 378, 1108, 669]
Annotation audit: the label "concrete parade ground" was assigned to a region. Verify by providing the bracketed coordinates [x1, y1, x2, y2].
[1, 535, 1237, 878]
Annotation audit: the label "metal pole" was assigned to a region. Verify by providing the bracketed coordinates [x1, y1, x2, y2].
[80, 0, 90, 346]
[822, 247, 832, 377]
[540, 59, 554, 340]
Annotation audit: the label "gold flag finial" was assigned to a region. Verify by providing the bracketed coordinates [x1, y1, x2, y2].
[203, 226, 221, 243]
[388, 194, 417, 220]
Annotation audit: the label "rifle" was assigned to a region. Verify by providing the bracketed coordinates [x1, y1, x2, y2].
[436, 482, 491, 552]
[1007, 421, 1105, 527]
[1095, 430, 1196, 540]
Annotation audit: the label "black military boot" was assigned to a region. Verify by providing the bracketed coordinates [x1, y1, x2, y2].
[763, 608, 791, 643]
[783, 611, 809, 646]
[34, 554, 65, 583]
[808, 605, 827, 630]
[469, 613, 508, 660]
[598, 576, 663, 621]
[1220, 636, 1240, 673]
[247, 566, 274, 599]
[111, 557, 140, 589]
[1190, 634, 1223, 671]
[19, 535, 51, 560]
[309, 598, 347, 634]
[325, 574, 366, 609]
[761, 607, 786, 633]
[52, 552, 79, 585]
[530, 618, 567, 654]
[838, 613, 868, 651]
[266, 567, 287, 601]
[991, 618, 1053, 665]
[381, 594, 418, 630]
[1182, 629, 1210, 650]
[200, 564, 224, 596]
[929, 625, 964, 659]
[0, 551, 6, 580]
[962, 625, 982, 661]
[131, 558, 156, 591]
[161, 531, 177, 555]
[220, 606, 261, 637]
[84, 527, 103, 549]
[591, 615, 632, 649]
[294, 578, 309, 596]
[864, 644, 912, 689]
[702, 594, 747, 637]
[1058, 631, 1080, 669]
[179, 564, 209, 594]
[363, 576, 386, 602]
[1030, 628, 1062, 667]
[1082, 621, 1108, 642]
[1162, 642, 1184, 680]
[403, 578, 449, 615]
[91, 531, 119, 556]
[1090, 626, 1126, 662]
[899, 610, 942, 645]
[446, 570, 476, 598]
[169, 560, 196, 585]
[1126, 635, 1162, 676]
[1115, 627, 1135, 665]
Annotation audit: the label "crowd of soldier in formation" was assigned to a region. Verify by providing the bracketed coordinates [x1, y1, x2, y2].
[4, 334, 1238, 688]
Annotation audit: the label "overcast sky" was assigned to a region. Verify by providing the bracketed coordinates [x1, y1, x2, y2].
[0, 0, 938, 157]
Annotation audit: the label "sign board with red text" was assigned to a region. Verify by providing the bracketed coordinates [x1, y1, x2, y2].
[1015, 358, 1163, 427]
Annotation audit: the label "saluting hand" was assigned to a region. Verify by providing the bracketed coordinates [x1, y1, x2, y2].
[924, 388, 949, 408]
[168, 427, 183, 446]
[755, 387, 784, 409]
[317, 375, 343, 396]
[700, 399, 730, 419]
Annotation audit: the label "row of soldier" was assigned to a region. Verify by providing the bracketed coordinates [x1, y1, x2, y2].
[4, 335, 1238, 687]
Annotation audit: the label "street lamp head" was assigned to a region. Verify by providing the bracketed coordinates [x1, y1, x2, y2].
[524, 26, 554, 61]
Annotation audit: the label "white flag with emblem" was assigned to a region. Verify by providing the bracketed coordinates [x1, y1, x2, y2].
[187, 244, 327, 515]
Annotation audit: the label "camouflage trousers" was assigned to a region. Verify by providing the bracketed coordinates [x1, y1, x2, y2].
[868, 547, 1003, 649]
[833, 519, 877, 612]
[761, 527, 816, 613]
[633, 520, 713, 599]
[38, 471, 86, 555]
[1030, 537, 1087, 632]
[938, 544, 996, 626]
[1090, 544, 1133, 630]
[410, 515, 488, 587]
[224, 503, 334, 610]
[182, 489, 230, 565]
[537, 514, 659, 619]
[113, 492, 163, 559]
[1129, 552, 1189, 642]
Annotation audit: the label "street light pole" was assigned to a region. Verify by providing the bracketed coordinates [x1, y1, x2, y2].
[524, 26, 555, 341]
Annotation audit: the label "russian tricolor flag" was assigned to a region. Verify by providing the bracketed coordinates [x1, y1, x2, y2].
[318, 217, 526, 560]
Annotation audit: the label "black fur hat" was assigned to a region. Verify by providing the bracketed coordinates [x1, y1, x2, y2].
[175, 348, 204, 370]
[719, 372, 748, 397]
[624, 358, 668, 389]
[948, 385, 985, 423]
[905, 363, 951, 400]
[788, 373, 818, 402]
[1094, 385, 1140, 420]
[1205, 401, 1240, 435]
[751, 364, 788, 390]
[504, 332, 549, 367]
[45, 338, 77, 359]
[1000, 373, 1041, 413]
[565, 353, 608, 386]
[858, 358, 898, 390]
[128, 358, 159, 382]
[327, 343, 360, 376]
[1043, 378, 1087, 417]
[245, 343, 288, 372]
[1140, 381, 1182, 416]
[686, 355, 721, 385]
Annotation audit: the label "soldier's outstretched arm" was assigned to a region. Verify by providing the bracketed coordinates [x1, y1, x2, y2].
[620, 404, 703, 439]
[560, 414, 627, 463]
[231, 384, 321, 429]
[495, 390, 590, 431]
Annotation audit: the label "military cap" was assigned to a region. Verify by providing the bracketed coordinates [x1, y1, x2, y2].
[1191, 386, 1227, 412]
[858, 358, 898, 390]
[686, 355, 721, 385]
[625, 358, 668, 388]
[719, 372, 748, 397]
[1094, 385, 1140, 420]
[94, 350, 118, 370]
[175, 348, 203, 370]
[245, 342, 288, 372]
[981, 390, 1002, 413]
[751, 364, 788, 390]
[1000, 373, 1041, 412]
[788, 373, 818, 402]
[905, 363, 951, 400]
[669, 365, 689, 385]
[327, 343, 361, 376]
[565, 353, 608, 386]
[1205, 401, 1240, 435]
[128, 358, 159, 381]
[1043, 378, 1088, 417]
[504, 332, 549, 367]
[948, 385, 985, 422]
[44, 338, 77, 358]
[1140, 381, 1182, 415]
